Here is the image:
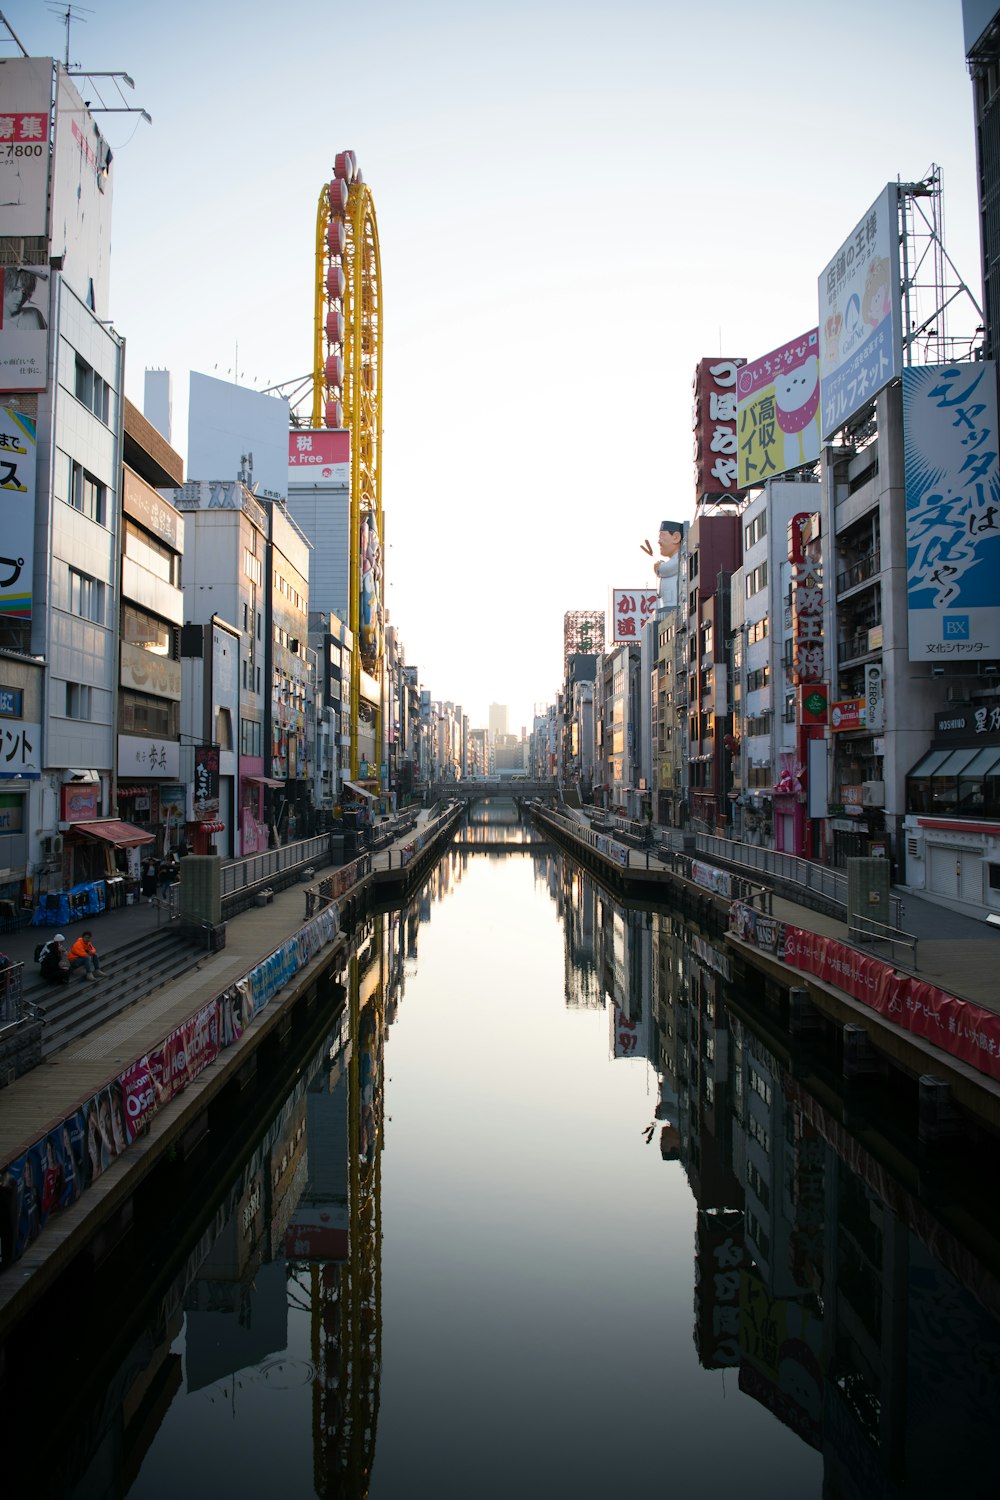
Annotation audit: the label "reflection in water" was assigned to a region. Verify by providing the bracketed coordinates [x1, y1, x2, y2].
[8, 827, 1000, 1497]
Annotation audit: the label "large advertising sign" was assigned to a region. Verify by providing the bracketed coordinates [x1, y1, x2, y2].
[904, 362, 1000, 661]
[0, 266, 49, 393]
[0, 408, 36, 620]
[693, 357, 745, 499]
[50, 69, 114, 320]
[193, 744, 220, 821]
[288, 427, 350, 484]
[819, 184, 902, 438]
[611, 588, 659, 642]
[0, 57, 52, 237]
[736, 330, 820, 487]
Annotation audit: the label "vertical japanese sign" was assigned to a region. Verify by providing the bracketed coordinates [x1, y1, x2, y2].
[864, 662, 884, 731]
[193, 744, 220, 821]
[0, 57, 52, 237]
[693, 357, 745, 499]
[611, 588, 659, 643]
[788, 514, 823, 686]
[818, 184, 902, 439]
[903, 362, 1000, 661]
[0, 408, 35, 620]
[736, 330, 820, 487]
[0, 266, 49, 393]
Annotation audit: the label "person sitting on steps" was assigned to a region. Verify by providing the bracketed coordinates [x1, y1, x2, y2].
[67, 931, 105, 983]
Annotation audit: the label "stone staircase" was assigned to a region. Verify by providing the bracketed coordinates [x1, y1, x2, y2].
[24, 929, 210, 1058]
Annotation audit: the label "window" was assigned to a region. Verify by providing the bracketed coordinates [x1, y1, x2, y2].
[744, 511, 767, 550]
[240, 716, 262, 756]
[747, 666, 770, 693]
[747, 1159, 770, 1209]
[69, 460, 106, 524]
[244, 549, 263, 586]
[121, 605, 175, 657]
[119, 690, 177, 738]
[66, 682, 91, 719]
[124, 520, 178, 585]
[748, 617, 769, 645]
[74, 355, 110, 423]
[745, 561, 768, 598]
[215, 707, 233, 750]
[69, 567, 104, 624]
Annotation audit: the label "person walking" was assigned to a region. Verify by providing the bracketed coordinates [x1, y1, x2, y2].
[158, 852, 178, 900]
[141, 856, 158, 904]
[67, 931, 104, 983]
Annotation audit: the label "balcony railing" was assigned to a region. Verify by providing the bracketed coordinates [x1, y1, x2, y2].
[836, 548, 881, 594]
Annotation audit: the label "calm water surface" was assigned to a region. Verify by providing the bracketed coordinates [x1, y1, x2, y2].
[11, 809, 1000, 1498]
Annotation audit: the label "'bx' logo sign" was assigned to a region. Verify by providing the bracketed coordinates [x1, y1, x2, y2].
[944, 616, 970, 640]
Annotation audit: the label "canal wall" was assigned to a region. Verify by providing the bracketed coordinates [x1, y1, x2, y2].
[532, 804, 1000, 1132]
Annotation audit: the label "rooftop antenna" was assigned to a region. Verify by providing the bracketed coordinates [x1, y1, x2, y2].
[47, 3, 94, 69]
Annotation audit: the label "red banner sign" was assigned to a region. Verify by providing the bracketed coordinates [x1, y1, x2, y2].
[693, 357, 745, 499]
[782, 926, 1000, 1080]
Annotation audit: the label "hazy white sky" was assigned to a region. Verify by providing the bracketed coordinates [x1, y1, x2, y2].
[2, 0, 983, 732]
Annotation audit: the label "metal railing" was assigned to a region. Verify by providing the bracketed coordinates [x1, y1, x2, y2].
[847, 912, 918, 967]
[0, 960, 25, 1028]
[653, 828, 903, 927]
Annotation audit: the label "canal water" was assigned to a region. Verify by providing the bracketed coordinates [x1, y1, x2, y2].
[7, 804, 1000, 1497]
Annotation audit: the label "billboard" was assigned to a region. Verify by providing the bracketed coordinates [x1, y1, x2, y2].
[611, 588, 659, 642]
[904, 362, 1000, 661]
[693, 357, 745, 498]
[288, 428, 349, 484]
[736, 330, 820, 487]
[50, 68, 114, 320]
[188, 372, 291, 502]
[0, 57, 52, 237]
[819, 184, 902, 438]
[0, 407, 36, 620]
[0, 266, 49, 392]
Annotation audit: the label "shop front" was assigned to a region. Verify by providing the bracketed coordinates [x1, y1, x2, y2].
[902, 706, 1000, 918]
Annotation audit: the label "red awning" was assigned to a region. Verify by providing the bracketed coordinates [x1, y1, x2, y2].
[244, 774, 285, 789]
[71, 819, 156, 848]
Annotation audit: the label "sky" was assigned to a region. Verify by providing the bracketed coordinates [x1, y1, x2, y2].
[0, 0, 984, 733]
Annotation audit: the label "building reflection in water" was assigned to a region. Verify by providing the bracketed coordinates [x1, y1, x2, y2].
[554, 860, 1000, 1496]
[15, 819, 1000, 1498]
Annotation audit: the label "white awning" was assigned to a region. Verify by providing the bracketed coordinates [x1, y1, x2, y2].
[342, 779, 375, 801]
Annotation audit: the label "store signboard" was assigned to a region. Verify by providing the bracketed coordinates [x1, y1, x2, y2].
[611, 588, 659, 643]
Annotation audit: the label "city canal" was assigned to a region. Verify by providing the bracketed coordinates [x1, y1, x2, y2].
[4, 801, 1000, 1498]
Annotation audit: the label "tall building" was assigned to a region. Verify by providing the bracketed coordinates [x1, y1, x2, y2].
[488, 703, 508, 739]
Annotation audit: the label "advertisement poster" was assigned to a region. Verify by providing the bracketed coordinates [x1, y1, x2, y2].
[903, 361, 1000, 661]
[0, 266, 49, 392]
[819, 184, 902, 438]
[737, 330, 820, 487]
[0, 408, 35, 618]
[0, 57, 52, 237]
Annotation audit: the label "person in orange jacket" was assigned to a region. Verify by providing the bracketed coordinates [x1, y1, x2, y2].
[67, 931, 105, 983]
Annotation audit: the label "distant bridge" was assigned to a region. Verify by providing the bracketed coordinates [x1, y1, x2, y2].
[430, 780, 561, 802]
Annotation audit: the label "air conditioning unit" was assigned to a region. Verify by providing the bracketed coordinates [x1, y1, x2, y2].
[861, 780, 885, 808]
[42, 833, 64, 857]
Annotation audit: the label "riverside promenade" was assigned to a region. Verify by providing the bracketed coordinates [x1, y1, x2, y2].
[0, 810, 456, 1335]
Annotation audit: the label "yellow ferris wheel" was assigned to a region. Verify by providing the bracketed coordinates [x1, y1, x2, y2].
[313, 150, 384, 786]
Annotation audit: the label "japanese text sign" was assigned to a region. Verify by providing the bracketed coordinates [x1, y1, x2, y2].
[0, 718, 40, 778]
[611, 588, 659, 643]
[288, 428, 350, 483]
[193, 744, 220, 820]
[0, 58, 52, 238]
[736, 330, 820, 487]
[818, 184, 902, 438]
[788, 513, 823, 686]
[903, 361, 1000, 661]
[0, 409, 35, 620]
[693, 357, 745, 499]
